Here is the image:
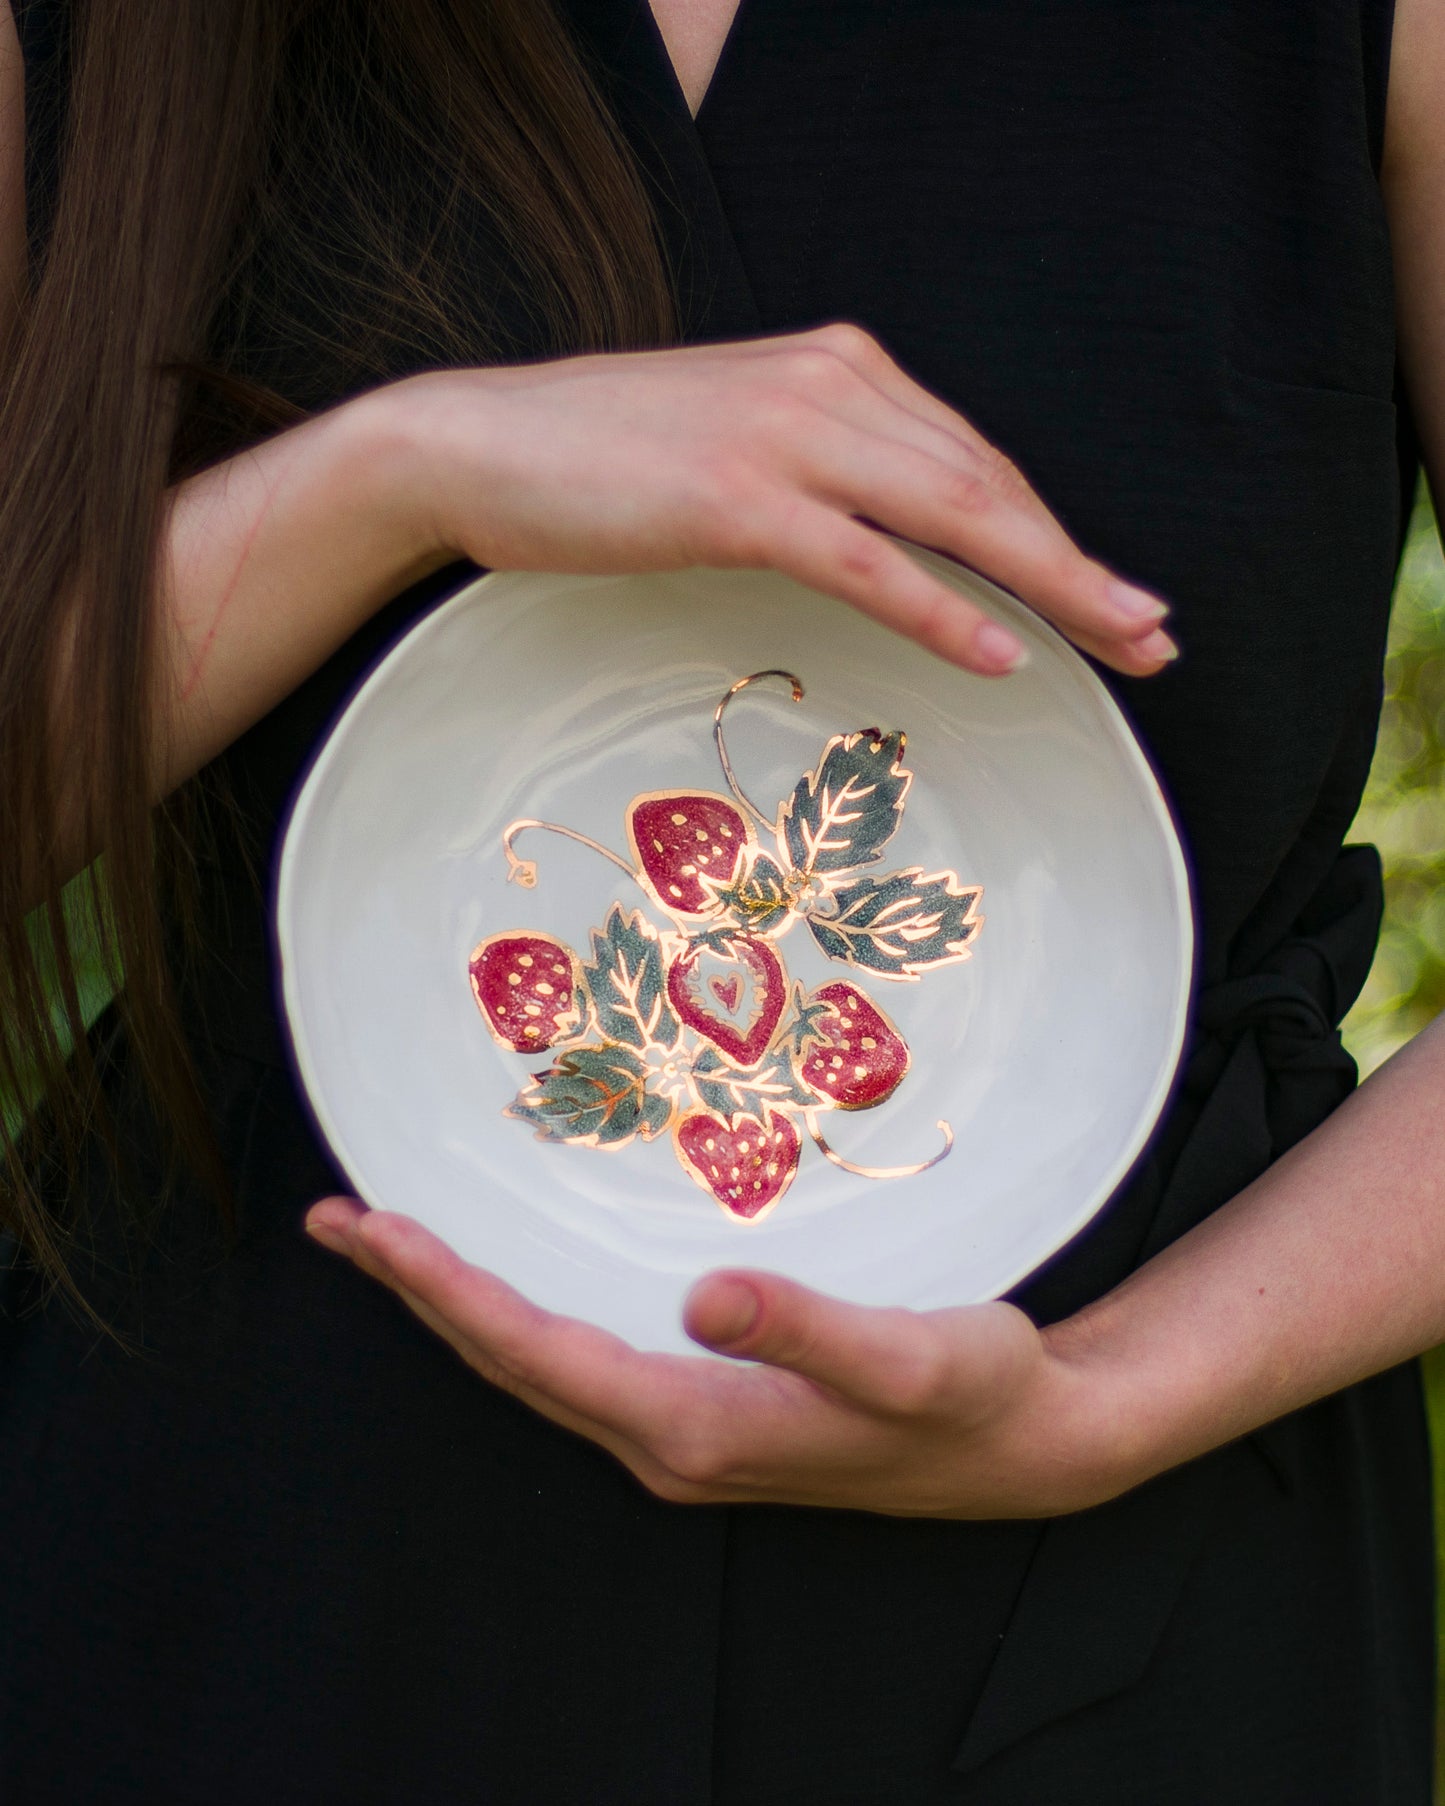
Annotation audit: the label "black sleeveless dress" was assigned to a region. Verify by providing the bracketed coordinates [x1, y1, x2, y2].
[1, 4, 1432, 1802]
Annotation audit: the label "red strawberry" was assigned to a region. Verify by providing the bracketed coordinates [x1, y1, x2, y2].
[667, 934, 787, 1068]
[628, 791, 751, 917]
[798, 981, 909, 1110]
[470, 931, 582, 1052]
[674, 1108, 801, 1221]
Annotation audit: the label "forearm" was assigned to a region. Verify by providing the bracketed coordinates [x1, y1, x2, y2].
[156, 381, 442, 794]
[1050, 1012, 1445, 1496]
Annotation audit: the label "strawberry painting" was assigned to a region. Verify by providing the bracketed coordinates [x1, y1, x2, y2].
[471, 671, 983, 1221]
[665, 933, 788, 1068]
[628, 791, 752, 917]
[674, 1108, 802, 1222]
[794, 981, 910, 1110]
[470, 932, 583, 1052]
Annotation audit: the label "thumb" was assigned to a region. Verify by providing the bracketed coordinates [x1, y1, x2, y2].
[684, 1269, 958, 1414]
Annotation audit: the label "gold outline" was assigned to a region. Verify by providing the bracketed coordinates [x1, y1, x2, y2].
[696, 843, 804, 941]
[583, 905, 685, 1056]
[502, 819, 640, 893]
[472, 671, 986, 1212]
[807, 1112, 954, 1178]
[773, 729, 914, 877]
[713, 669, 805, 828]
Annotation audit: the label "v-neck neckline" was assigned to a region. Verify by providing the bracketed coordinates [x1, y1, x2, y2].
[649, 0, 749, 127]
[559, 0, 763, 339]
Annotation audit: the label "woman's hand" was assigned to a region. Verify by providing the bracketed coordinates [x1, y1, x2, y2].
[303, 1014, 1445, 1522]
[381, 324, 1175, 678]
[304, 1197, 1132, 1518]
[154, 320, 1174, 810]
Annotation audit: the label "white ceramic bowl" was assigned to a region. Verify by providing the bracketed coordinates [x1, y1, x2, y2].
[277, 550, 1192, 1353]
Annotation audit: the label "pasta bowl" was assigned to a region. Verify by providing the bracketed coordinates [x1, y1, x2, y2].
[277, 549, 1192, 1353]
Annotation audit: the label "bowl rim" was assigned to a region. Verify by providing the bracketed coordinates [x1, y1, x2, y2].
[276, 549, 1196, 1317]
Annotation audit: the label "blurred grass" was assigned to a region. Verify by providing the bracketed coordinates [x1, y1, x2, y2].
[2, 880, 116, 1142]
[1340, 478, 1445, 1799]
[1343, 481, 1445, 1074]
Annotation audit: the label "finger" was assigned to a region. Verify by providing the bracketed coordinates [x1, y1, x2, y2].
[796, 426, 1177, 671]
[310, 1209, 967, 1506]
[395, 1276, 720, 1503]
[308, 1204, 737, 1496]
[818, 419, 1176, 670]
[381, 1260, 815, 1506]
[764, 323, 997, 449]
[309, 1201, 618, 1409]
[1068, 622, 1180, 676]
[682, 1269, 967, 1415]
[754, 327, 1054, 525]
[749, 324, 989, 455]
[305, 1195, 368, 1243]
[349, 1212, 741, 1449]
[755, 325, 1171, 640]
[360, 1223, 931, 1510]
[384, 1273, 699, 1488]
[741, 495, 1030, 673]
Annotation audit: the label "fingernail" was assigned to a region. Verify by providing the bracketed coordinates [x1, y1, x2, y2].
[975, 622, 1029, 673]
[1135, 627, 1179, 663]
[306, 1222, 348, 1254]
[1109, 582, 1169, 625]
[700, 1277, 761, 1346]
[306, 1201, 354, 1239]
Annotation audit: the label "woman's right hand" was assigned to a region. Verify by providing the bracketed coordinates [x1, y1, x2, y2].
[161, 322, 1172, 810]
[382, 323, 1175, 677]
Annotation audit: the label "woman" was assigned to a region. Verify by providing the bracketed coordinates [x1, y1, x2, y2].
[1, 0, 1441, 1799]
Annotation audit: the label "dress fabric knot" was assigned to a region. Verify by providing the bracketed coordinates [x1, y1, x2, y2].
[1195, 967, 1343, 1086]
[1143, 843, 1383, 1265]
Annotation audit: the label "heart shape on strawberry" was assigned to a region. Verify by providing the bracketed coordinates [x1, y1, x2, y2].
[709, 974, 742, 1014]
[797, 980, 909, 1110]
[666, 933, 787, 1068]
[470, 931, 582, 1052]
[674, 1107, 802, 1220]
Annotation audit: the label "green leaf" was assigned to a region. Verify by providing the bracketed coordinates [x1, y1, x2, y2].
[807, 867, 982, 979]
[506, 1044, 671, 1147]
[581, 905, 680, 1051]
[702, 849, 794, 937]
[784, 992, 841, 1058]
[778, 730, 912, 876]
[691, 1043, 818, 1123]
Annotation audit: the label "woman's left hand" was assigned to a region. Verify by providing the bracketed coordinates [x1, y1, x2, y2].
[304, 1197, 1131, 1518]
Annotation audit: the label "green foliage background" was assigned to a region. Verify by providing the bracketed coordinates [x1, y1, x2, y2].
[1339, 479, 1445, 1798]
[1344, 482, 1445, 1074]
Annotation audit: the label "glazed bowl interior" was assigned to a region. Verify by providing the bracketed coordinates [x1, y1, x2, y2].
[277, 549, 1192, 1353]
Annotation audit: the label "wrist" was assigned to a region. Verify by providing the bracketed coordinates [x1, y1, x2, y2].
[333, 375, 468, 587]
[1030, 1309, 1170, 1510]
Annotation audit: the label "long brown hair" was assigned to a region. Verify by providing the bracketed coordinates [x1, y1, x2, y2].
[0, 0, 675, 1317]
